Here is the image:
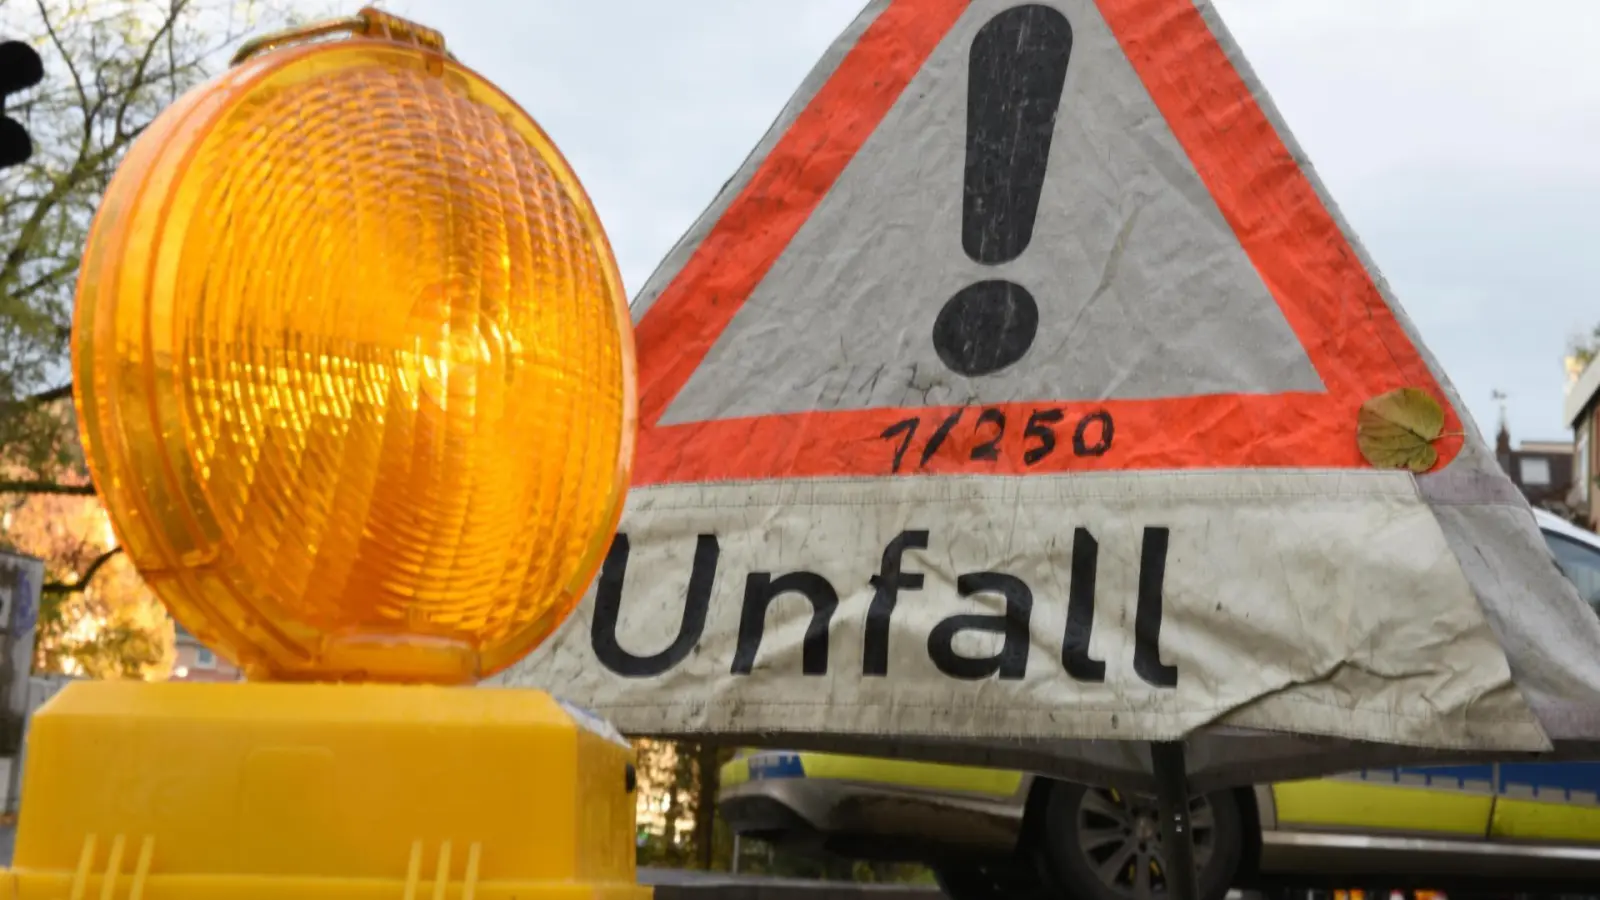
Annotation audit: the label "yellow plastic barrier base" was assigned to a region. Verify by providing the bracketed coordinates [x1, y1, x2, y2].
[0, 679, 650, 899]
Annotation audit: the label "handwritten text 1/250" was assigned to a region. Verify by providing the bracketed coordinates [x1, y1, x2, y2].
[880, 407, 1114, 473]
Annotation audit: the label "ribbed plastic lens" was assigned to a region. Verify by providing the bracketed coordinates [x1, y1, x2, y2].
[71, 38, 636, 684]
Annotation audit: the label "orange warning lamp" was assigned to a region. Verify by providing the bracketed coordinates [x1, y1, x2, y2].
[69, 7, 636, 685]
[12, 10, 648, 898]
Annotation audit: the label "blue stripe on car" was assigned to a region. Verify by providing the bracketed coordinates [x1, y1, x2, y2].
[1348, 763, 1600, 804]
[1356, 765, 1494, 789]
[748, 753, 805, 781]
[1498, 762, 1600, 802]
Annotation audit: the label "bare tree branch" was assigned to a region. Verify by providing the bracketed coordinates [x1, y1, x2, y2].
[11, 259, 81, 301]
[0, 480, 94, 496]
[0, 383, 73, 413]
[0, 136, 123, 285]
[114, 0, 191, 140]
[25, 383, 73, 405]
[35, 0, 90, 115]
[42, 546, 122, 596]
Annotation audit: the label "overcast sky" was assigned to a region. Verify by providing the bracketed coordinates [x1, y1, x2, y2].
[386, 0, 1600, 445]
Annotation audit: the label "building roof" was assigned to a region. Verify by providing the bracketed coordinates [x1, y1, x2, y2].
[1519, 441, 1575, 455]
[1567, 357, 1600, 427]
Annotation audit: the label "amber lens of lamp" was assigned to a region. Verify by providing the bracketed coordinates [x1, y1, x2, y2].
[71, 40, 636, 684]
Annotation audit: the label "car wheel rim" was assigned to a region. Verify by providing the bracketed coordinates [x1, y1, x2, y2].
[1074, 787, 1216, 900]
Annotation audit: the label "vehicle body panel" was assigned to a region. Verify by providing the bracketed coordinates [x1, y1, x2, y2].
[1270, 768, 1494, 837]
[721, 749, 1027, 860]
[1489, 762, 1600, 841]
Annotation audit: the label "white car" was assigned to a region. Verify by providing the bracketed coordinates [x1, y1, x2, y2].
[1538, 508, 1600, 610]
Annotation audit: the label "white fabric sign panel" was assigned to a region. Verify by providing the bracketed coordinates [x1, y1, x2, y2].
[516, 473, 1542, 753]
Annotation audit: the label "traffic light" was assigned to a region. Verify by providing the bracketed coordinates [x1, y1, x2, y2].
[0, 40, 42, 169]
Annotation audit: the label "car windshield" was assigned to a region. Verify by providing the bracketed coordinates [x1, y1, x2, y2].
[1543, 529, 1600, 616]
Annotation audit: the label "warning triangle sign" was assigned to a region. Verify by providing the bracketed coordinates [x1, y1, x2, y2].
[504, 0, 1600, 786]
[630, 0, 1462, 482]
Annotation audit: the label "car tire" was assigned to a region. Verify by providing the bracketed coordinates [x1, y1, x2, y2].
[1033, 781, 1244, 900]
[932, 860, 1052, 900]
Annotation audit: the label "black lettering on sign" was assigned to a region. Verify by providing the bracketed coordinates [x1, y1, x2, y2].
[732, 571, 839, 676]
[932, 5, 1073, 377]
[592, 534, 717, 678]
[1024, 409, 1063, 465]
[919, 409, 965, 467]
[1073, 410, 1114, 457]
[589, 525, 1177, 688]
[1062, 527, 1106, 682]
[928, 572, 1032, 680]
[1133, 526, 1179, 688]
[969, 408, 1006, 461]
[880, 407, 1115, 472]
[864, 530, 929, 676]
[881, 418, 918, 473]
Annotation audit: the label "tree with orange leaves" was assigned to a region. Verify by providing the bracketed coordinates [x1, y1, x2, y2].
[2, 447, 172, 678]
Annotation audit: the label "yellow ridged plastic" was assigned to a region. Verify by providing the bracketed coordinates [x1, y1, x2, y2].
[69, 5, 635, 685]
[9, 9, 647, 898]
[3, 681, 648, 899]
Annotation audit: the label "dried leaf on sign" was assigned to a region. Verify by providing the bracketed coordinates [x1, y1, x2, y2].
[1357, 387, 1448, 473]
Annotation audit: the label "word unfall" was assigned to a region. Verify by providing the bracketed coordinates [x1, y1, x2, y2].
[590, 526, 1179, 688]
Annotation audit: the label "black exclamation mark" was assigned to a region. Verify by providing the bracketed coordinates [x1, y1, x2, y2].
[932, 5, 1072, 377]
